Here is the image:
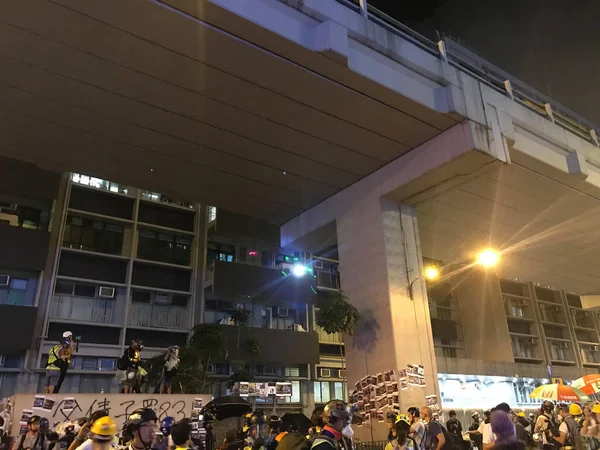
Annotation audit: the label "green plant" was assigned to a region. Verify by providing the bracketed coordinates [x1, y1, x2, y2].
[315, 291, 359, 335]
[229, 308, 253, 326]
[190, 324, 228, 392]
[226, 369, 252, 390]
[244, 337, 261, 360]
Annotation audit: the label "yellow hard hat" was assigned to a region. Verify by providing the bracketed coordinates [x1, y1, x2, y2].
[90, 416, 117, 439]
[592, 404, 600, 414]
[395, 414, 410, 425]
[517, 412, 526, 418]
[570, 404, 583, 416]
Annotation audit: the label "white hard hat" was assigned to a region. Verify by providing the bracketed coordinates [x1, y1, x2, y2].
[63, 331, 73, 338]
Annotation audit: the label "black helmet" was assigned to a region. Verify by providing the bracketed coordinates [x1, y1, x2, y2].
[541, 400, 554, 414]
[203, 412, 215, 425]
[323, 400, 351, 425]
[126, 408, 158, 428]
[407, 407, 420, 418]
[249, 411, 267, 426]
[28, 415, 41, 425]
[311, 407, 325, 427]
[268, 415, 282, 429]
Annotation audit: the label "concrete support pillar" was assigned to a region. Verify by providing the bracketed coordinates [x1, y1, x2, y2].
[336, 197, 438, 437]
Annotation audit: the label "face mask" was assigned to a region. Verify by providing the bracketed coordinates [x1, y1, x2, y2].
[342, 425, 354, 438]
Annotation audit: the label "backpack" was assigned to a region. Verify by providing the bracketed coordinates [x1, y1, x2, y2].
[435, 423, 466, 450]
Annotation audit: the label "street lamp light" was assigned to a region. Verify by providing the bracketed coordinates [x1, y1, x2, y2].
[476, 249, 500, 268]
[424, 266, 440, 281]
[291, 264, 307, 277]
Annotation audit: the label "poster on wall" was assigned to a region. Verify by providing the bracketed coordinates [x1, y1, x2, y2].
[33, 396, 45, 410]
[276, 382, 292, 397]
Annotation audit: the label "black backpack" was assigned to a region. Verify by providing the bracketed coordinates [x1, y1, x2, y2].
[437, 424, 467, 450]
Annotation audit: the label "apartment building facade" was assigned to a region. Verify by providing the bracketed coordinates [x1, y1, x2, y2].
[0, 162, 346, 415]
[430, 270, 600, 413]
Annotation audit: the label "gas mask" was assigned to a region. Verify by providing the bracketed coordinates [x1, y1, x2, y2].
[342, 425, 354, 438]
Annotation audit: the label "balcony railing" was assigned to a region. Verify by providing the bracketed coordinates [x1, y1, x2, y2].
[429, 305, 459, 321]
[71, 173, 128, 195]
[316, 326, 343, 344]
[50, 295, 116, 324]
[128, 303, 189, 329]
[581, 347, 600, 364]
[141, 191, 193, 209]
[572, 312, 595, 329]
[327, 0, 600, 148]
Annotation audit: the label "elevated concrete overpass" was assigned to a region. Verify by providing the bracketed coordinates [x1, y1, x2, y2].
[0, 0, 462, 223]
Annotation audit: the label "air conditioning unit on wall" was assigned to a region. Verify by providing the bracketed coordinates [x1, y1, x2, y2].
[98, 286, 115, 298]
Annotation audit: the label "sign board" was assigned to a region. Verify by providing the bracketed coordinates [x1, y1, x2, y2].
[6, 393, 212, 436]
[238, 382, 291, 397]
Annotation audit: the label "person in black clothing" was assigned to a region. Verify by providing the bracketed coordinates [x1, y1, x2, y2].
[468, 412, 483, 450]
[310, 400, 353, 450]
[447, 411, 463, 438]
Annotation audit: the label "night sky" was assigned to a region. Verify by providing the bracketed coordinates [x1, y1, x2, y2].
[370, 0, 600, 126]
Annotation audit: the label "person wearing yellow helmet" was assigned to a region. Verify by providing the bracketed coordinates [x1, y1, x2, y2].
[386, 414, 412, 450]
[89, 417, 117, 450]
[569, 404, 583, 417]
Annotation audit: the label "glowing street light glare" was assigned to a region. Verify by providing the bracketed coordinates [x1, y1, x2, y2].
[477, 249, 500, 268]
[424, 266, 440, 280]
[291, 264, 307, 277]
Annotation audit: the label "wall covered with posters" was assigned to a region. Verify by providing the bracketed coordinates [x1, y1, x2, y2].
[6, 393, 212, 436]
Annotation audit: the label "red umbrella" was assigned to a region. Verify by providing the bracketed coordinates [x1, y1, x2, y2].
[572, 374, 600, 395]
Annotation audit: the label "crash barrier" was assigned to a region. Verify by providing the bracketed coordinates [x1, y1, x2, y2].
[4, 393, 212, 436]
[355, 440, 388, 450]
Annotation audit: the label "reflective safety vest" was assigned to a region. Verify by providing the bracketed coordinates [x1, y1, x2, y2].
[46, 345, 68, 370]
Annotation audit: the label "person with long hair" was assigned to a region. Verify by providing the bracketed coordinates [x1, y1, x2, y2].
[490, 411, 523, 450]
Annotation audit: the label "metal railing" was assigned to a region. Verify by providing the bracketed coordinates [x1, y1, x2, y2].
[320, 0, 600, 147]
[128, 302, 190, 329]
[50, 295, 116, 324]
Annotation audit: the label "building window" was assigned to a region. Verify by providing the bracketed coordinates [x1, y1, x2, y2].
[314, 381, 331, 404]
[82, 358, 99, 371]
[138, 229, 192, 265]
[239, 247, 247, 263]
[63, 216, 124, 255]
[334, 382, 345, 400]
[284, 366, 300, 377]
[0, 277, 32, 306]
[261, 251, 273, 268]
[281, 381, 301, 403]
[207, 242, 235, 263]
[72, 173, 128, 195]
[99, 359, 117, 371]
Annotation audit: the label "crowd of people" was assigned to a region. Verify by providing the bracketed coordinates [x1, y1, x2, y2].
[0, 400, 354, 450]
[381, 400, 598, 450]
[6, 398, 600, 450]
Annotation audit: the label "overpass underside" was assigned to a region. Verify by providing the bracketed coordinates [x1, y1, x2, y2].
[0, 0, 459, 224]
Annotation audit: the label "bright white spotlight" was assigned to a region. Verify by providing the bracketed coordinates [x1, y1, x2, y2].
[292, 264, 307, 277]
[476, 248, 499, 268]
